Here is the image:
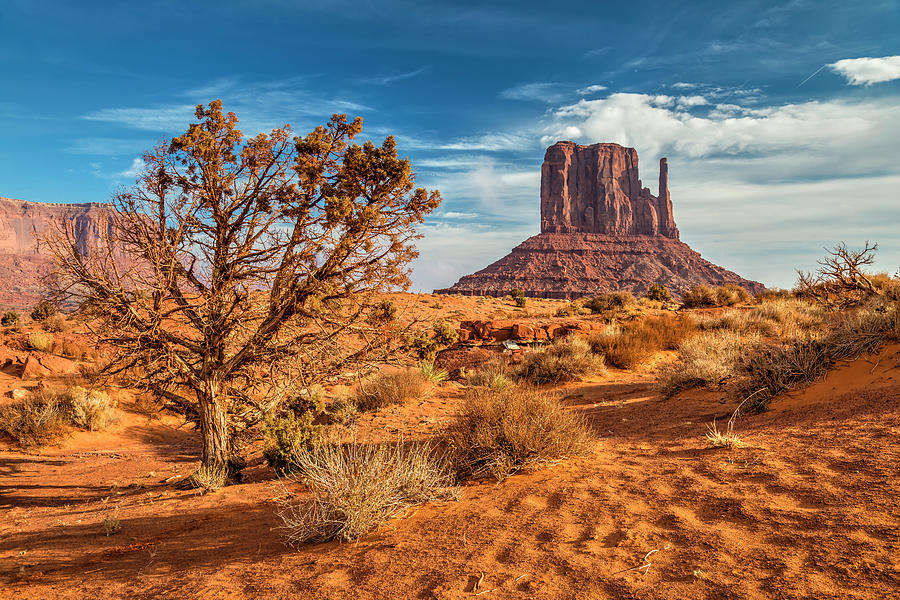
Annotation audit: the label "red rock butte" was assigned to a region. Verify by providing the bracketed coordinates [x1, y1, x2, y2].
[435, 141, 764, 299]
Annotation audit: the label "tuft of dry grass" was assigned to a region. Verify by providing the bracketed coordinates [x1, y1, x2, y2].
[465, 356, 513, 390]
[188, 462, 229, 492]
[824, 303, 900, 360]
[698, 298, 826, 339]
[353, 369, 429, 411]
[418, 359, 448, 383]
[705, 419, 744, 449]
[657, 330, 757, 397]
[516, 336, 605, 384]
[683, 285, 752, 308]
[583, 291, 636, 314]
[737, 338, 830, 412]
[27, 332, 53, 352]
[278, 442, 455, 544]
[102, 513, 122, 536]
[42, 314, 69, 333]
[445, 385, 593, 481]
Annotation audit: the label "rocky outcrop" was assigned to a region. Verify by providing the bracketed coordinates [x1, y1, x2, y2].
[540, 142, 678, 238]
[437, 142, 764, 299]
[0, 197, 114, 309]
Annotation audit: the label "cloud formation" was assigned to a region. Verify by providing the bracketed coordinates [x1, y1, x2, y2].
[829, 55, 900, 86]
[500, 82, 567, 103]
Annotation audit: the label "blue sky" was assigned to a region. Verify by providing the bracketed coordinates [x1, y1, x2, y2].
[2, 0, 900, 291]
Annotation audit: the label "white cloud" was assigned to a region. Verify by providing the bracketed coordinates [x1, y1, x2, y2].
[670, 82, 698, 89]
[361, 67, 428, 85]
[435, 132, 534, 151]
[576, 84, 607, 96]
[829, 55, 900, 86]
[500, 82, 567, 103]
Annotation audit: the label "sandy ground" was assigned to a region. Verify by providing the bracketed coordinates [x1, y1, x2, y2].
[1, 308, 899, 599]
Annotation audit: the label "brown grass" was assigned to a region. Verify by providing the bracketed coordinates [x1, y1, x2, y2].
[0, 393, 70, 448]
[657, 330, 757, 397]
[278, 442, 455, 544]
[516, 336, 606, 384]
[588, 314, 697, 369]
[353, 369, 429, 411]
[446, 385, 593, 481]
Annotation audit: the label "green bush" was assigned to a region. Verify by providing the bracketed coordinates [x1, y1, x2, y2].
[263, 411, 326, 475]
[409, 320, 459, 360]
[514, 295, 527, 308]
[646, 284, 672, 303]
[30, 300, 58, 322]
[1, 311, 19, 327]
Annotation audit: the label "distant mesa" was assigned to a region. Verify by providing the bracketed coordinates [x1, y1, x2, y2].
[435, 141, 764, 299]
[0, 197, 113, 309]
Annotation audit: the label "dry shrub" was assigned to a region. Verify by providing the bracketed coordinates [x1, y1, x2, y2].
[698, 299, 826, 339]
[715, 284, 751, 306]
[824, 304, 900, 360]
[0, 393, 69, 448]
[446, 385, 592, 481]
[42, 315, 69, 333]
[706, 419, 744, 449]
[66, 386, 117, 431]
[55, 339, 90, 360]
[657, 330, 756, 397]
[516, 336, 605, 384]
[278, 442, 455, 544]
[102, 513, 122, 536]
[737, 338, 830, 412]
[27, 332, 53, 352]
[681, 285, 717, 308]
[353, 369, 428, 411]
[583, 291, 636, 314]
[588, 315, 697, 369]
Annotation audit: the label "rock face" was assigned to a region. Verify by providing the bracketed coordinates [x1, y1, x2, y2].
[0, 197, 113, 309]
[436, 142, 764, 299]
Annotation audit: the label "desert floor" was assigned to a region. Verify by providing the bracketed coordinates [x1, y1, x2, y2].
[1, 296, 899, 599]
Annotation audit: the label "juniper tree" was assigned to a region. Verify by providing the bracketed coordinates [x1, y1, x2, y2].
[46, 100, 440, 476]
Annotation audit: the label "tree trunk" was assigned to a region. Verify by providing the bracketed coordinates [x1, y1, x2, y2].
[198, 383, 229, 472]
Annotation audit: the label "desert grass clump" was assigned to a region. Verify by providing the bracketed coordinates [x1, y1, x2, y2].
[66, 386, 117, 431]
[418, 359, 449, 382]
[516, 335, 605, 384]
[465, 357, 513, 390]
[737, 338, 830, 412]
[588, 315, 698, 370]
[0, 393, 70, 448]
[446, 385, 592, 481]
[715, 284, 752, 306]
[28, 332, 53, 352]
[705, 419, 744, 449]
[102, 513, 122, 536]
[188, 462, 229, 492]
[353, 369, 428, 411]
[657, 330, 757, 397]
[278, 442, 455, 544]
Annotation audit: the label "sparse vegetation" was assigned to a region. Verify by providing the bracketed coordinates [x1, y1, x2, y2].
[409, 320, 459, 360]
[657, 330, 757, 397]
[446, 385, 592, 481]
[705, 419, 744, 448]
[646, 283, 672, 303]
[583, 291, 636, 314]
[189, 462, 229, 492]
[588, 314, 697, 369]
[263, 411, 326, 475]
[30, 300, 58, 322]
[42, 314, 68, 333]
[278, 442, 455, 543]
[465, 357, 513, 390]
[28, 332, 52, 352]
[102, 513, 122, 536]
[0, 393, 70, 448]
[1, 310, 19, 327]
[796, 241, 883, 307]
[682, 284, 751, 308]
[67, 386, 117, 431]
[353, 369, 429, 411]
[369, 299, 398, 323]
[698, 298, 826, 338]
[516, 336, 605, 384]
[418, 359, 448, 382]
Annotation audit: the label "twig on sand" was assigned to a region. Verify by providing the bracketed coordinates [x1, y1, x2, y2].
[474, 571, 484, 591]
[474, 588, 497, 596]
[612, 544, 672, 576]
[514, 573, 528, 582]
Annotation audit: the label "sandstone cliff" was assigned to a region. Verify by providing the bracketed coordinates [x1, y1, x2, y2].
[437, 142, 764, 299]
[0, 197, 113, 309]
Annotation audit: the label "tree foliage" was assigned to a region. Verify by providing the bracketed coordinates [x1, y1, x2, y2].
[45, 100, 440, 475]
